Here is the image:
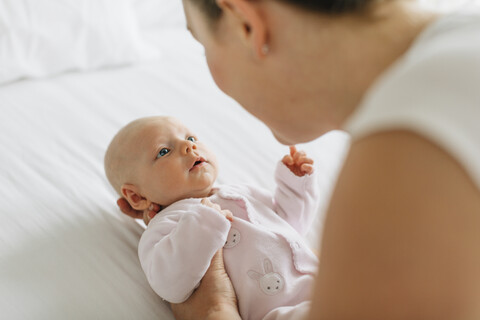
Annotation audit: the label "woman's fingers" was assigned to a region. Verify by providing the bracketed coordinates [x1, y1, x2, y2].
[117, 198, 161, 225]
[143, 210, 150, 225]
[150, 203, 162, 213]
[202, 249, 238, 307]
[171, 249, 240, 320]
[117, 198, 143, 219]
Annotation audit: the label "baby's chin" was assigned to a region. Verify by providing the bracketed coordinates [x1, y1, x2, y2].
[188, 185, 216, 200]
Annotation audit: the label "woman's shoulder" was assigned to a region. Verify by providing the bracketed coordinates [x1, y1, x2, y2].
[359, 9, 480, 104]
[366, 9, 480, 105]
[311, 126, 480, 320]
[343, 10, 480, 190]
[308, 10, 480, 320]
[401, 9, 480, 81]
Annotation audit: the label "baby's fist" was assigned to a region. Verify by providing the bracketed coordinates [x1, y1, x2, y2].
[201, 198, 234, 222]
[282, 146, 314, 177]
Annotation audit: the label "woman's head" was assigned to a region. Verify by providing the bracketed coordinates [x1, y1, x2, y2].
[189, 0, 376, 23]
[182, 0, 434, 145]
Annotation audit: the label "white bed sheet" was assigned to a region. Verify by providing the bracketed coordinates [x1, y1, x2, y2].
[0, 28, 349, 319]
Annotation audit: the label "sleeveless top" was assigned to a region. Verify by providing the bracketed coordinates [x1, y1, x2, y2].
[344, 9, 480, 190]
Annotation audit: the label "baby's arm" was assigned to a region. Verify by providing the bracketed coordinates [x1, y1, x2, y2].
[273, 146, 319, 235]
[138, 202, 232, 303]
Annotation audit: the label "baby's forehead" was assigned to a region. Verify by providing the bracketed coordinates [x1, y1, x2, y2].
[128, 117, 192, 150]
[139, 117, 188, 136]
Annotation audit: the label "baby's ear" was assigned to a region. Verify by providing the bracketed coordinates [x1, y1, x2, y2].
[121, 183, 151, 211]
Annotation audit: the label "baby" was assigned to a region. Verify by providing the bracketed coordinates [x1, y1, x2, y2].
[104, 116, 319, 320]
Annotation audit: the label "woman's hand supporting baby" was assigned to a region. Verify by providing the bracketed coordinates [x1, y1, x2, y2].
[171, 249, 241, 320]
[171, 199, 236, 319]
[117, 198, 161, 226]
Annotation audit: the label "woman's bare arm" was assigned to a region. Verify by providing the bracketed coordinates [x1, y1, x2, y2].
[309, 130, 480, 320]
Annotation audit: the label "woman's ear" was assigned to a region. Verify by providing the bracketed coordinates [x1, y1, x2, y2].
[216, 0, 268, 59]
[121, 183, 151, 211]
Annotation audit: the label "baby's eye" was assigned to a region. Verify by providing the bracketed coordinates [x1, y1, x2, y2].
[187, 136, 196, 143]
[156, 148, 170, 158]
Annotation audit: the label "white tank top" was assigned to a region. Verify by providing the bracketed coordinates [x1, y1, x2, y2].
[344, 9, 480, 190]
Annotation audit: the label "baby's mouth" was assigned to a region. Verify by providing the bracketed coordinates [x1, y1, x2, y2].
[190, 157, 206, 171]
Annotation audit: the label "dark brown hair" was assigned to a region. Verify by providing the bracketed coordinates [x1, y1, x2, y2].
[190, 0, 376, 22]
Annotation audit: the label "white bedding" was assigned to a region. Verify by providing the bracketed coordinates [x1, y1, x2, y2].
[0, 6, 349, 320]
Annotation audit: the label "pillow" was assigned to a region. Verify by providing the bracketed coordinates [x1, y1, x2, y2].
[0, 0, 159, 85]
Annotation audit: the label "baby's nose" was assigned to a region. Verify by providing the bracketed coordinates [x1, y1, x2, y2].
[184, 140, 197, 154]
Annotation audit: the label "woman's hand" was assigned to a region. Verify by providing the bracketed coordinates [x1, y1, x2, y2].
[116, 198, 160, 225]
[171, 249, 241, 320]
[282, 146, 314, 176]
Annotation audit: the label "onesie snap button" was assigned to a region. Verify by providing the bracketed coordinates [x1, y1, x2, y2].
[224, 228, 241, 248]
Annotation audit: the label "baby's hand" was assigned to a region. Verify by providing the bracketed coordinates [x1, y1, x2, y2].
[282, 146, 314, 177]
[201, 198, 233, 222]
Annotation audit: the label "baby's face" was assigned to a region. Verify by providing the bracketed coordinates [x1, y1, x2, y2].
[128, 117, 218, 207]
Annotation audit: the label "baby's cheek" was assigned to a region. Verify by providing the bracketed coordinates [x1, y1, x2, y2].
[144, 176, 180, 205]
[209, 157, 219, 179]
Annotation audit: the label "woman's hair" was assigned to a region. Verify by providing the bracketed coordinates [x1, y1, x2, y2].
[190, 0, 377, 22]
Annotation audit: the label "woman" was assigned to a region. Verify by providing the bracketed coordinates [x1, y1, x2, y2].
[120, 0, 480, 319]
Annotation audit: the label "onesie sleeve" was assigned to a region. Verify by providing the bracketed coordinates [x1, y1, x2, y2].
[273, 161, 319, 235]
[138, 201, 231, 303]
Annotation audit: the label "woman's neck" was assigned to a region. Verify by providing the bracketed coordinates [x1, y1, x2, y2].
[332, 0, 442, 126]
[268, 0, 441, 138]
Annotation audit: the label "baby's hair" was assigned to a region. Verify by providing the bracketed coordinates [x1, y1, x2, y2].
[104, 116, 169, 195]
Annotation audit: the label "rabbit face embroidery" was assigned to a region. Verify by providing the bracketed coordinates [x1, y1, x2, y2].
[247, 258, 284, 296]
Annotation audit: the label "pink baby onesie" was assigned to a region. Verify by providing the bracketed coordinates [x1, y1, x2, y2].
[138, 162, 319, 320]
